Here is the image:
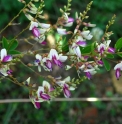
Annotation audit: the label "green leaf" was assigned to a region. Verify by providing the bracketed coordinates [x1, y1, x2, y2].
[102, 58, 111, 71]
[106, 54, 114, 58]
[115, 37, 122, 50]
[2, 37, 9, 49]
[8, 39, 18, 50]
[8, 50, 21, 55]
[80, 45, 91, 55]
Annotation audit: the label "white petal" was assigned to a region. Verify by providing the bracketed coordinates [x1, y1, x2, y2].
[57, 28, 67, 35]
[81, 30, 93, 40]
[43, 81, 50, 89]
[64, 22, 73, 27]
[56, 81, 65, 87]
[64, 76, 70, 83]
[38, 66, 41, 72]
[114, 62, 122, 70]
[69, 86, 75, 91]
[0, 67, 8, 76]
[76, 36, 84, 42]
[38, 23, 50, 29]
[73, 46, 81, 58]
[65, 65, 72, 70]
[26, 77, 31, 84]
[38, 28, 46, 34]
[49, 49, 58, 60]
[29, 21, 38, 30]
[79, 65, 85, 70]
[36, 54, 42, 61]
[37, 86, 44, 97]
[59, 54, 67, 62]
[105, 40, 111, 47]
[1, 49, 7, 61]
[38, 35, 45, 43]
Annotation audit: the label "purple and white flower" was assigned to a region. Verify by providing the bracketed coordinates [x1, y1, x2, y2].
[49, 49, 67, 67]
[114, 62, 122, 80]
[0, 65, 12, 76]
[34, 54, 43, 72]
[0, 49, 12, 62]
[56, 76, 75, 98]
[71, 36, 86, 58]
[37, 81, 51, 101]
[63, 13, 74, 27]
[84, 68, 97, 80]
[97, 40, 115, 55]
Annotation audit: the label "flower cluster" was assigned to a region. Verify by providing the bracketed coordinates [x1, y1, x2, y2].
[0, 0, 121, 109]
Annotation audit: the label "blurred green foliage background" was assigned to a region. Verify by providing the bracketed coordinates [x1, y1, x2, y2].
[0, 0, 122, 124]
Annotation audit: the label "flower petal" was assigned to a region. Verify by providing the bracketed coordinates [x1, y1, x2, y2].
[40, 93, 50, 100]
[64, 76, 70, 83]
[36, 54, 42, 61]
[59, 54, 67, 62]
[63, 84, 71, 98]
[43, 80, 50, 90]
[73, 46, 81, 58]
[49, 49, 58, 60]
[38, 23, 50, 29]
[76, 41, 86, 47]
[57, 28, 67, 35]
[1, 48, 7, 61]
[29, 21, 38, 30]
[2, 55, 12, 62]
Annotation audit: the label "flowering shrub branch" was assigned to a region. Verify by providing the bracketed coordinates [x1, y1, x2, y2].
[0, 0, 122, 109]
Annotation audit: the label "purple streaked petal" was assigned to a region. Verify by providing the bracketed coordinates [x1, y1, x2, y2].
[100, 47, 105, 55]
[97, 60, 103, 65]
[63, 84, 71, 98]
[76, 41, 86, 47]
[34, 102, 40, 109]
[2, 55, 12, 62]
[85, 71, 92, 80]
[108, 47, 115, 53]
[41, 93, 50, 100]
[73, 46, 81, 58]
[115, 68, 121, 80]
[32, 27, 40, 37]
[46, 60, 52, 69]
